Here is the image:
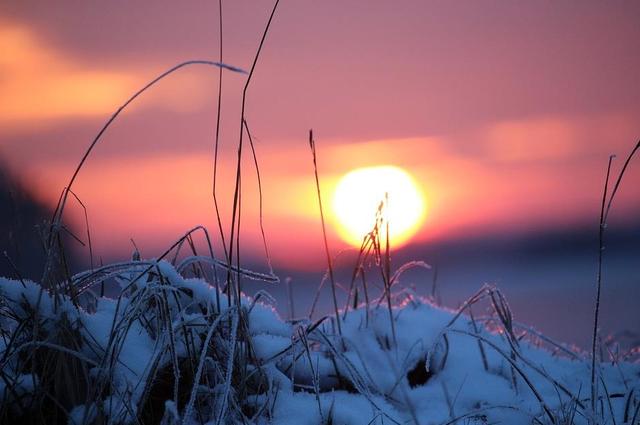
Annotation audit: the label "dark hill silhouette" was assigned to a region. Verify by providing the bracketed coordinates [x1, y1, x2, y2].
[0, 164, 55, 281]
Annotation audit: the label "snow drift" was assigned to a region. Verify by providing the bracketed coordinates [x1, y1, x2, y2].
[1, 259, 638, 425]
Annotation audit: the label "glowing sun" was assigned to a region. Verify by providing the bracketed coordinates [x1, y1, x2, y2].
[331, 165, 426, 247]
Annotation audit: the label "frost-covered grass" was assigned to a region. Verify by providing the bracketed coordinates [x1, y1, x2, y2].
[3, 2, 638, 423]
[1, 254, 639, 425]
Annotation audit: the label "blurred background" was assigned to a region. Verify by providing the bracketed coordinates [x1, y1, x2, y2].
[1, 1, 638, 349]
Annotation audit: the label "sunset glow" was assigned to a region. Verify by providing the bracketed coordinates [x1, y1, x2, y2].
[331, 166, 426, 248]
[0, 1, 638, 269]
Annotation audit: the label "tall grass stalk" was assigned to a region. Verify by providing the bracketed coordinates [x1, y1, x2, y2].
[590, 140, 640, 418]
[42, 59, 247, 296]
[243, 119, 275, 276]
[383, 193, 397, 347]
[226, 0, 280, 311]
[211, 0, 230, 268]
[309, 130, 343, 337]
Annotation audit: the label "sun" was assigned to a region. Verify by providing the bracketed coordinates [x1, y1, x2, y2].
[331, 165, 426, 248]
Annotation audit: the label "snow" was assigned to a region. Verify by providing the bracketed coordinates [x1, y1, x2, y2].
[1, 261, 638, 424]
[0, 373, 38, 402]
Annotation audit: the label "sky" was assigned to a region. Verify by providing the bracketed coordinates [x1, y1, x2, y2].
[1, 1, 639, 272]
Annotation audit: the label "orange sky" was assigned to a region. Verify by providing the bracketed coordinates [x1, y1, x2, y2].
[1, 1, 639, 270]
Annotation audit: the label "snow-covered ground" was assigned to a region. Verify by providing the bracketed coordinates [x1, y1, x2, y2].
[1, 259, 638, 424]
